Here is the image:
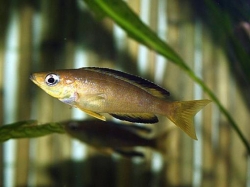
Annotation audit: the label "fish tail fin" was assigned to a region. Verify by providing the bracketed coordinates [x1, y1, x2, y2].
[152, 129, 172, 154]
[163, 99, 211, 140]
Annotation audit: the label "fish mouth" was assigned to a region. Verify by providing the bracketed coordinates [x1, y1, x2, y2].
[30, 74, 39, 85]
[29, 74, 35, 81]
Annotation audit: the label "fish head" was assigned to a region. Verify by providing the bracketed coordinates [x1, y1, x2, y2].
[63, 120, 93, 143]
[30, 70, 76, 99]
[64, 120, 82, 135]
[64, 120, 100, 136]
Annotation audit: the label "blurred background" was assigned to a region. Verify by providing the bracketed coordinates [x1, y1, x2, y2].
[0, 0, 250, 186]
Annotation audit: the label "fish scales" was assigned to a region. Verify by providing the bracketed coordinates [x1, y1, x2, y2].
[73, 68, 161, 113]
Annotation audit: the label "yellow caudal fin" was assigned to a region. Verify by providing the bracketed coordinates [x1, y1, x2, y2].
[166, 99, 211, 140]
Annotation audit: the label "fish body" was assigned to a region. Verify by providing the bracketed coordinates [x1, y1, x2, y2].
[64, 120, 155, 148]
[63, 120, 158, 158]
[30, 67, 211, 139]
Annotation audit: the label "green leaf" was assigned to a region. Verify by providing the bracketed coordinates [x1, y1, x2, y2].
[83, 0, 250, 153]
[0, 120, 65, 143]
[84, 0, 185, 67]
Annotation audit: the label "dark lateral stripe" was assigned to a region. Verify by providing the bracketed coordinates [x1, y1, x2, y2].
[109, 113, 158, 124]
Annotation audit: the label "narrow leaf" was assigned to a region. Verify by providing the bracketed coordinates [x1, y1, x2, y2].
[84, 0, 185, 67]
[0, 120, 65, 143]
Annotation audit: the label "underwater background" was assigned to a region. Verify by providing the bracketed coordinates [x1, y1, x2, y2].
[0, 0, 250, 186]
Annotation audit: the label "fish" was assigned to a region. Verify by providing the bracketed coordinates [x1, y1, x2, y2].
[63, 120, 165, 157]
[30, 67, 211, 140]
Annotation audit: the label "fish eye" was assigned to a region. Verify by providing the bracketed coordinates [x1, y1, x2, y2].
[69, 122, 79, 131]
[45, 73, 59, 86]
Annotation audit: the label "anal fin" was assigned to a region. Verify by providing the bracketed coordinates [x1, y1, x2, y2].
[109, 113, 158, 123]
[77, 106, 106, 121]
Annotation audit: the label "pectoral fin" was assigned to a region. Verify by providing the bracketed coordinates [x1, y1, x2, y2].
[109, 113, 158, 123]
[82, 93, 105, 102]
[78, 93, 106, 110]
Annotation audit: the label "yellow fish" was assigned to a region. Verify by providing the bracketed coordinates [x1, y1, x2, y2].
[30, 67, 211, 140]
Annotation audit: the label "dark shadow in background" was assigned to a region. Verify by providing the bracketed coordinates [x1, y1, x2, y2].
[191, 0, 250, 42]
[47, 157, 115, 187]
[191, 0, 250, 109]
[46, 155, 167, 187]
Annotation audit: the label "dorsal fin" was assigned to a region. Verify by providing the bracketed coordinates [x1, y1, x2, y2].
[82, 67, 170, 99]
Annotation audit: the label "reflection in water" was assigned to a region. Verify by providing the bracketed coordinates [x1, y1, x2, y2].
[47, 155, 166, 187]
